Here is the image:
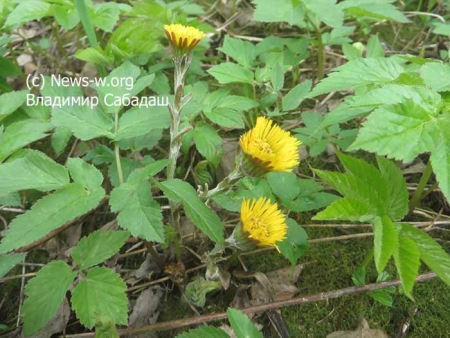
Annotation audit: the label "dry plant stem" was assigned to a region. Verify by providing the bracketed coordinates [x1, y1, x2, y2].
[60, 272, 437, 337]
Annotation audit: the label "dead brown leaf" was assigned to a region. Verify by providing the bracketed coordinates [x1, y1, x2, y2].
[326, 318, 389, 338]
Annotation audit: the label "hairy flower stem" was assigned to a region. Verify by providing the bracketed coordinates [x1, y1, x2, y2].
[167, 54, 192, 257]
[409, 159, 433, 215]
[201, 166, 244, 200]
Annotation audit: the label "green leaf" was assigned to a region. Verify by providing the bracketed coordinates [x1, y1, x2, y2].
[67, 158, 104, 191]
[431, 127, 450, 203]
[75, 47, 113, 66]
[0, 252, 26, 278]
[22, 261, 77, 335]
[205, 108, 245, 129]
[218, 36, 255, 68]
[0, 183, 105, 254]
[72, 230, 129, 269]
[176, 326, 229, 338]
[72, 267, 128, 329]
[5, 0, 51, 27]
[0, 90, 28, 121]
[51, 103, 114, 141]
[420, 62, 450, 92]
[303, 0, 344, 28]
[376, 156, 408, 221]
[109, 180, 164, 243]
[314, 197, 373, 222]
[193, 123, 223, 167]
[282, 80, 312, 111]
[373, 216, 398, 273]
[369, 289, 393, 307]
[251, 0, 305, 26]
[309, 58, 404, 97]
[400, 223, 450, 286]
[207, 62, 254, 84]
[278, 219, 308, 266]
[227, 308, 263, 338]
[0, 120, 53, 162]
[215, 95, 259, 111]
[393, 236, 420, 298]
[114, 106, 170, 141]
[366, 35, 385, 58]
[51, 126, 72, 155]
[349, 100, 439, 162]
[0, 150, 69, 197]
[340, 0, 409, 23]
[267, 172, 300, 202]
[160, 179, 225, 244]
[352, 267, 366, 286]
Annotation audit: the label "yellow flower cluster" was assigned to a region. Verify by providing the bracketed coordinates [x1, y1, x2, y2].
[240, 117, 301, 176]
[164, 24, 205, 54]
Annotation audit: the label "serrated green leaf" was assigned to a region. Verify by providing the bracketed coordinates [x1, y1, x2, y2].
[205, 108, 244, 129]
[251, 0, 305, 26]
[51, 103, 114, 141]
[218, 36, 255, 68]
[352, 267, 366, 286]
[216, 95, 259, 111]
[160, 179, 224, 244]
[227, 308, 263, 338]
[420, 62, 450, 92]
[277, 219, 308, 266]
[0, 150, 69, 197]
[176, 326, 229, 338]
[67, 158, 104, 191]
[431, 128, 450, 203]
[366, 35, 385, 58]
[400, 223, 450, 286]
[0, 90, 28, 121]
[0, 252, 26, 278]
[0, 120, 53, 162]
[393, 235, 420, 298]
[267, 172, 300, 202]
[5, 0, 51, 27]
[376, 157, 408, 221]
[349, 100, 439, 162]
[114, 106, 170, 141]
[313, 197, 373, 222]
[72, 230, 129, 269]
[369, 289, 393, 307]
[109, 181, 164, 243]
[207, 62, 254, 84]
[193, 123, 223, 167]
[303, 0, 344, 28]
[22, 261, 76, 335]
[72, 267, 128, 329]
[373, 216, 398, 273]
[0, 183, 105, 254]
[340, 1, 409, 23]
[282, 80, 311, 111]
[309, 58, 404, 97]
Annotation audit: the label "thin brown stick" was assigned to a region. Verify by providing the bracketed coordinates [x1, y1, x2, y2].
[59, 272, 437, 337]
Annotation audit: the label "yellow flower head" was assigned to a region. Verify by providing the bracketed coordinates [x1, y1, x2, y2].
[240, 197, 287, 250]
[164, 24, 205, 54]
[239, 117, 301, 176]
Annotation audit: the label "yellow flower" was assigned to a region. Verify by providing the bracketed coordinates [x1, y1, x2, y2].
[240, 197, 287, 250]
[164, 24, 205, 54]
[239, 117, 301, 176]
